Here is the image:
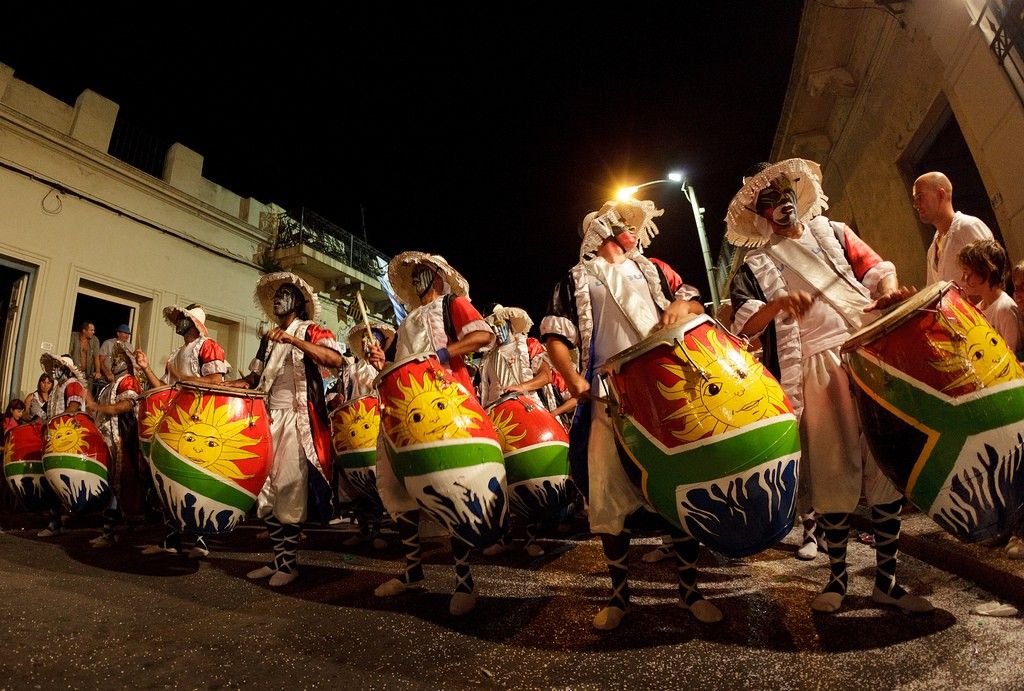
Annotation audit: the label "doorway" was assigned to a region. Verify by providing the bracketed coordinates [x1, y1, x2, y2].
[0, 259, 34, 405]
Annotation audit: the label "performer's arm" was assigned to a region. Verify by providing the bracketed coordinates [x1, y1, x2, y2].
[736, 294, 815, 336]
[266, 328, 343, 368]
[133, 350, 166, 388]
[504, 359, 552, 394]
[658, 298, 704, 329]
[546, 338, 588, 398]
[550, 395, 578, 417]
[444, 329, 492, 361]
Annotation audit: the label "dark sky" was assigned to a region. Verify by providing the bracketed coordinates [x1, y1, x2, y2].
[1, 4, 803, 324]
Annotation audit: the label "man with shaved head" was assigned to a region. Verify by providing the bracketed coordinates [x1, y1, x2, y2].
[912, 171, 994, 285]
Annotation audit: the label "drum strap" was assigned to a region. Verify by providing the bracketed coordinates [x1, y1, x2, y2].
[585, 259, 660, 339]
[765, 233, 871, 330]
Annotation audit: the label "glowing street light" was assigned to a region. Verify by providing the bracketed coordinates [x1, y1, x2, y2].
[614, 172, 721, 312]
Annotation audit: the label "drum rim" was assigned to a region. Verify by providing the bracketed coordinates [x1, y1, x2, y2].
[599, 313, 712, 376]
[485, 390, 524, 411]
[174, 381, 267, 397]
[372, 351, 437, 389]
[139, 383, 177, 398]
[841, 281, 952, 352]
[331, 393, 379, 414]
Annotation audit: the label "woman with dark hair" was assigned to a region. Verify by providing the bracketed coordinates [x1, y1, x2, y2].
[24, 373, 53, 422]
[3, 398, 26, 433]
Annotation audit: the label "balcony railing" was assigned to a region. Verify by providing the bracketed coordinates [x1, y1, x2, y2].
[273, 207, 389, 278]
[979, 0, 1024, 106]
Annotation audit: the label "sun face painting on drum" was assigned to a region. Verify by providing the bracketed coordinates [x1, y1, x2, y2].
[42, 413, 110, 514]
[842, 282, 1024, 543]
[601, 315, 800, 558]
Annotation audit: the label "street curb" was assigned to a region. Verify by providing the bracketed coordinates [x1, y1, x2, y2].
[850, 513, 1024, 609]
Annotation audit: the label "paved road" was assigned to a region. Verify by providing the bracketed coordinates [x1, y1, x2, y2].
[0, 519, 1021, 689]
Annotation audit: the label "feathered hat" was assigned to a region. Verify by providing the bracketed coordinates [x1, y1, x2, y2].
[485, 305, 533, 335]
[40, 352, 85, 381]
[388, 252, 470, 309]
[345, 320, 396, 358]
[254, 271, 321, 322]
[162, 304, 210, 337]
[580, 198, 664, 259]
[724, 158, 828, 248]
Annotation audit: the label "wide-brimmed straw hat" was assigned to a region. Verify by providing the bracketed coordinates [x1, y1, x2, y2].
[162, 304, 210, 338]
[388, 252, 469, 308]
[254, 271, 321, 322]
[580, 198, 664, 258]
[486, 305, 533, 335]
[346, 320, 396, 357]
[724, 158, 828, 248]
[40, 352, 85, 381]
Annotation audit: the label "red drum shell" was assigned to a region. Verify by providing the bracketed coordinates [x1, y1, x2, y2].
[42, 412, 110, 514]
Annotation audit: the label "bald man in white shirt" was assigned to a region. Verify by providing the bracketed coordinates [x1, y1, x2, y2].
[912, 171, 994, 285]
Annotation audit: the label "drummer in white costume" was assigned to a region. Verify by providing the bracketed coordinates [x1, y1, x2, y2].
[541, 198, 708, 630]
[477, 305, 550, 408]
[135, 304, 228, 558]
[727, 159, 932, 614]
[365, 252, 494, 616]
[229, 272, 342, 587]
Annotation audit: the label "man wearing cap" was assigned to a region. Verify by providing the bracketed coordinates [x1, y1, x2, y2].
[229, 272, 342, 587]
[36, 353, 89, 537]
[365, 252, 496, 616]
[99, 324, 134, 384]
[541, 198, 708, 630]
[478, 305, 550, 408]
[727, 159, 932, 615]
[135, 303, 229, 558]
[87, 344, 144, 547]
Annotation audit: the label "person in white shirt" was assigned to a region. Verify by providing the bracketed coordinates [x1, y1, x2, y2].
[912, 172, 994, 285]
[957, 240, 1021, 355]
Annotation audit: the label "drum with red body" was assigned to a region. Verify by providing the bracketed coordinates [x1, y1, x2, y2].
[842, 281, 1024, 542]
[148, 383, 273, 535]
[3, 422, 55, 511]
[330, 394, 383, 511]
[42, 413, 111, 514]
[137, 384, 176, 462]
[486, 392, 572, 523]
[376, 352, 508, 548]
[599, 314, 800, 558]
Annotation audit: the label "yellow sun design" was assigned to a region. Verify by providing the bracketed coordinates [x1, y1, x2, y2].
[141, 403, 168, 439]
[159, 398, 259, 479]
[928, 299, 1024, 391]
[385, 374, 483, 445]
[333, 400, 380, 452]
[490, 407, 527, 453]
[46, 418, 90, 455]
[3, 436, 14, 465]
[657, 330, 787, 442]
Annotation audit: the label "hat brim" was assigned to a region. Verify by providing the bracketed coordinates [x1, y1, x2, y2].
[724, 158, 828, 248]
[488, 306, 533, 335]
[40, 352, 85, 382]
[162, 306, 209, 338]
[388, 252, 469, 309]
[254, 272, 321, 323]
[346, 320, 396, 357]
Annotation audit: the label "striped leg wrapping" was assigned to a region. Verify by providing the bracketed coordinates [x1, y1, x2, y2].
[272, 523, 301, 575]
[671, 535, 706, 606]
[600, 534, 631, 610]
[451, 538, 475, 595]
[871, 499, 907, 598]
[819, 513, 850, 596]
[396, 510, 424, 585]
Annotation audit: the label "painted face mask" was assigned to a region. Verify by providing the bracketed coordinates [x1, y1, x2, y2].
[756, 174, 799, 228]
[273, 285, 303, 316]
[493, 321, 511, 344]
[175, 316, 194, 336]
[412, 265, 437, 298]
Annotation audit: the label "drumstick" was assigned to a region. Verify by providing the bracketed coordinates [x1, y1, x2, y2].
[355, 290, 374, 353]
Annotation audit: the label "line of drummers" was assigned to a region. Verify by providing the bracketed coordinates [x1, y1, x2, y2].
[5, 160, 1024, 629]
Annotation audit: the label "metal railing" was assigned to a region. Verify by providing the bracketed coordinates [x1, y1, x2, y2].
[273, 207, 390, 277]
[980, 0, 1024, 107]
[108, 117, 169, 179]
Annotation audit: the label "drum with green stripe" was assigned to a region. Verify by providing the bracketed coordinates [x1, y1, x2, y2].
[42, 413, 110, 514]
[150, 383, 272, 535]
[330, 395, 383, 510]
[377, 353, 508, 548]
[3, 422, 55, 511]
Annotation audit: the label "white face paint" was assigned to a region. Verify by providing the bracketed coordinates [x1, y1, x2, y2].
[273, 285, 302, 316]
[757, 175, 799, 230]
[412, 265, 437, 297]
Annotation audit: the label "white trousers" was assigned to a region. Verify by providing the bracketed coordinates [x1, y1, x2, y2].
[587, 396, 647, 535]
[257, 409, 309, 524]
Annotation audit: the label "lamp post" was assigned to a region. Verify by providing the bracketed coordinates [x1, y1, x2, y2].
[615, 173, 721, 312]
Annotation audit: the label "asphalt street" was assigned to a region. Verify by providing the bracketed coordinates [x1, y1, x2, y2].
[0, 518, 1021, 690]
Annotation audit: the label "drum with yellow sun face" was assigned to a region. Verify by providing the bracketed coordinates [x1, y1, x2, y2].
[42, 413, 111, 514]
[137, 384, 176, 462]
[330, 394, 383, 510]
[149, 383, 272, 535]
[376, 353, 508, 548]
[486, 392, 572, 523]
[4, 421, 55, 511]
[842, 281, 1024, 542]
[600, 314, 800, 558]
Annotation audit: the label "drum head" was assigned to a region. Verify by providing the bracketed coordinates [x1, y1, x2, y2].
[140, 384, 176, 400]
[842, 281, 952, 352]
[176, 381, 266, 398]
[485, 390, 522, 411]
[600, 313, 710, 375]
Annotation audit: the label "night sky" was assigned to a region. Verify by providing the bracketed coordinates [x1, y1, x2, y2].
[1, 4, 803, 325]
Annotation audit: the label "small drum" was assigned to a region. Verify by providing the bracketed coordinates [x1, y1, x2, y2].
[42, 413, 111, 514]
[3, 422, 55, 511]
[330, 394, 384, 510]
[842, 281, 1024, 542]
[376, 352, 508, 548]
[600, 314, 800, 558]
[137, 384, 177, 461]
[149, 383, 273, 535]
[486, 392, 572, 523]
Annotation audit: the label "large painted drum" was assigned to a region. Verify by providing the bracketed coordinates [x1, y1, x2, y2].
[42, 413, 111, 514]
[486, 392, 572, 523]
[842, 281, 1024, 542]
[3, 422, 54, 511]
[149, 383, 273, 535]
[376, 353, 508, 548]
[330, 394, 383, 510]
[137, 384, 177, 461]
[600, 314, 800, 558]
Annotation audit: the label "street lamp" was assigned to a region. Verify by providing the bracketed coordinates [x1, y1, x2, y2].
[614, 173, 721, 312]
